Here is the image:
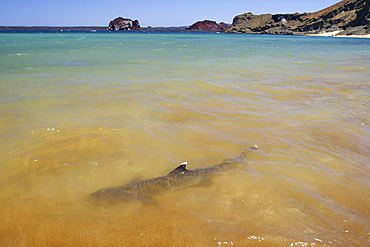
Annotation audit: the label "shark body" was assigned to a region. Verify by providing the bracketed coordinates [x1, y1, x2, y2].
[90, 146, 257, 202]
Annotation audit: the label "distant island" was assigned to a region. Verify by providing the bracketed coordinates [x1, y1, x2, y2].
[0, 25, 189, 33]
[1, 0, 368, 37]
[0, 26, 108, 32]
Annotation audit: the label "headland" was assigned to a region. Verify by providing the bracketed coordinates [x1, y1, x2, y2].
[1, 0, 369, 37]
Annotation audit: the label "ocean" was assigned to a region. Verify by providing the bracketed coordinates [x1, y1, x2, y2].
[0, 32, 369, 246]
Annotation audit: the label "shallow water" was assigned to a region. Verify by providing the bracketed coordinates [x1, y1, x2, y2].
[0, 32, 369, 246]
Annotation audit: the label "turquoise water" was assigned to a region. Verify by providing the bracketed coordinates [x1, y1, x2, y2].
[1, 32, 370, 246]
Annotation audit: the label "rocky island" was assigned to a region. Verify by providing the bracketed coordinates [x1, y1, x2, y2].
[108, 17, 141, 31]
[186, 20, 229, 32]
[226, 0, 370, 36]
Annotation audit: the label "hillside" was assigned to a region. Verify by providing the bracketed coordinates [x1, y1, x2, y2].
[226, 0, 370, 35]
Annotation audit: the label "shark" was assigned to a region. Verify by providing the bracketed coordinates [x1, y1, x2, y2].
[90, 146, 258, 202]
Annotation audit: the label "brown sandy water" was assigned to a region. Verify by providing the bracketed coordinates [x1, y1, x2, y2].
[0, 33, 369, 246]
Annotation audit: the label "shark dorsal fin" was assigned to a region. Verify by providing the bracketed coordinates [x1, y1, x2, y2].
[168, 162, 189, 175]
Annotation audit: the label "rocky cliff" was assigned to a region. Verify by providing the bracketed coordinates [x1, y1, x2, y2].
[187, 20, 229, 32]
[226, 0, 370, 35]
[108, 17, 141, 31]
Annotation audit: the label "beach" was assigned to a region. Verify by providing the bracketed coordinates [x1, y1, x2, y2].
[0, 32, 369, 246]
[306, 30, 370, 38]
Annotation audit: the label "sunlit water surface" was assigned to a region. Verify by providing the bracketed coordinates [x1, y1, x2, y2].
[0, 32, 369, 246]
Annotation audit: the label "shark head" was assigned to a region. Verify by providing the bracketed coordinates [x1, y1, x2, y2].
[90, 185, 138, 200]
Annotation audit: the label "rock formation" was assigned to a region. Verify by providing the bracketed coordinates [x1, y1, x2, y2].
[226, 0, 370, 35]
[187, 20, 229, 32]
[108, 17, 141, 31]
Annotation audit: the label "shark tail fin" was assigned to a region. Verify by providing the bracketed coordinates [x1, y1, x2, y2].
[239, 144, 258, 159]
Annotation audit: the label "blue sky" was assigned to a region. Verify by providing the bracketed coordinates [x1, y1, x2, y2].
[0, 0, 340, 27]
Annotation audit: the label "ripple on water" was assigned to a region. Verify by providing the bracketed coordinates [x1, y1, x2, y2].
[0, 33, 369, 246]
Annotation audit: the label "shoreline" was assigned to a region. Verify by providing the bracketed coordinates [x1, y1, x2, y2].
[1, 26, 370, 38]
[305, 30, 370, 38]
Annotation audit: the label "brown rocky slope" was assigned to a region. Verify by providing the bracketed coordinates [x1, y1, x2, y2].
[226, 0, 370, 35]
[186, 20, 229, 32]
